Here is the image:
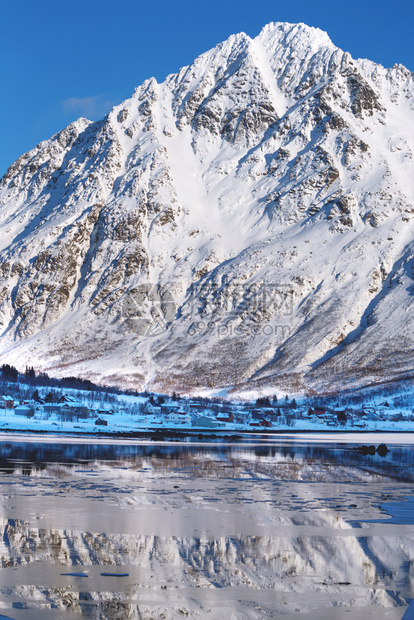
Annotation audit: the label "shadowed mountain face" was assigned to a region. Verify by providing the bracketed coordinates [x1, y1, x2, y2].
[0, 22, 413, 394]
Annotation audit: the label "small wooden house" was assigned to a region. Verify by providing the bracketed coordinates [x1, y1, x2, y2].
[216, 412, 233, 423]
[1, 395, 14, 409]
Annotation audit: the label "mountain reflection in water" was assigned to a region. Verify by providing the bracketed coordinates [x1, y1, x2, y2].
[0, 436, 412, 619]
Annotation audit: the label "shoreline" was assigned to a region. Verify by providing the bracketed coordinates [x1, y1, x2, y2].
[0, 427, 412, 443]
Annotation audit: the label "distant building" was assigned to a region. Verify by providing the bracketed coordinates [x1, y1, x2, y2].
[43, 403, 63, 415]
[58, 395, 78, 403]
[141, 402, 162, 415]
[216, 412, 233, 423]
[192, 416, 225, 428]
[20, 399, 41, 408]
[42, 402, 90, 420]
[95, 418, 108, 426]
[14, 404, 35, 418]
[62, 403, 90, 419]
[166, 412, 192, 424]
[160, 402, 182, 414]
[1, 396, 14, 409]
[97, 407, 115, 415]
[249, 418, 272, 428]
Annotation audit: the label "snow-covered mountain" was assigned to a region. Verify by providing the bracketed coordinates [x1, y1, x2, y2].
[0, 22, 413, 395]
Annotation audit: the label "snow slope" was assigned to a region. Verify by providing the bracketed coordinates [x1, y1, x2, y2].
[0, 22, 413, 395]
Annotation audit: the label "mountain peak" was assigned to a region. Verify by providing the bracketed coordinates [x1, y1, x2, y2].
[0, 22, 413, 396]
[257, 21, 335, 52]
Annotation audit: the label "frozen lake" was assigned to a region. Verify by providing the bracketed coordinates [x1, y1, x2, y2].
[0, 433, 413, 619]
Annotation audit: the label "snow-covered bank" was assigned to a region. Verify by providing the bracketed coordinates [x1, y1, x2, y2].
[0, 402, 414, 440]
[2, 371, 414, 438]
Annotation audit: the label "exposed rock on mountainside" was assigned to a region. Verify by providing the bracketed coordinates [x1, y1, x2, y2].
[0, 22, 413, 394]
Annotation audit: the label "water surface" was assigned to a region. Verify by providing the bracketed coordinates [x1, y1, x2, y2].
[0, 433, 412, 619]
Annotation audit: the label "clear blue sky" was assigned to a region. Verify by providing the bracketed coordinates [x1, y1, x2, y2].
[1, 0, 413, 177]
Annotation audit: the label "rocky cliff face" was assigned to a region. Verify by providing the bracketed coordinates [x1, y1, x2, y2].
[0, 22, 413, 395]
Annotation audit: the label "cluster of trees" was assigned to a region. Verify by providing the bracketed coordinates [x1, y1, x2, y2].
[1, 364, 19, 381]
[32, 390, 60, 403]
[305, 378, 414, 410]
[0, 364, 38, 382]
[147, 394, 166, 406]
[0, 363, 142, 397]
[255, 395, 297, 408]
